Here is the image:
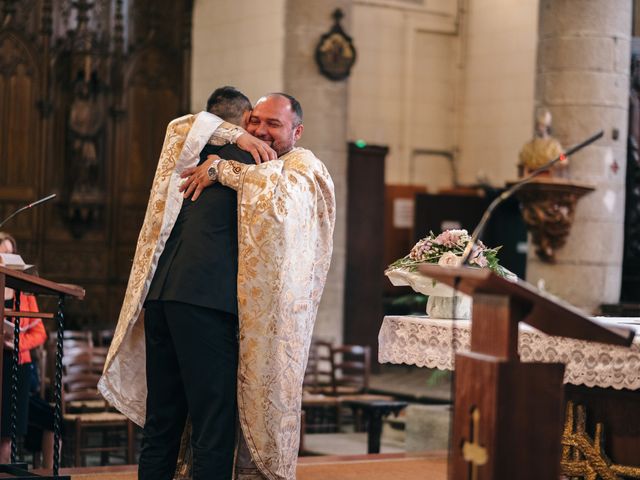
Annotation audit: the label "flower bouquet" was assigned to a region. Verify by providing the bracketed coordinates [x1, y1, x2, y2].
[385, 229, 514, 318]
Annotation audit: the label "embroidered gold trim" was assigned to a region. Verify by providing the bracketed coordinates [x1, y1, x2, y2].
[561, 401, 640, 479]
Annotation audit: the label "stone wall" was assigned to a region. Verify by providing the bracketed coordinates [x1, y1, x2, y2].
[191, 0, 286, 109]
[347, 1, 458, 190]
[528, 0, 632, 311]
[348, 0, 541, 188]
[283, 0, 351, 343]
[457, 0, 540, 185]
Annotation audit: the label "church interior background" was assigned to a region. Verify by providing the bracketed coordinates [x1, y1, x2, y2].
[1, 0, 640, 476]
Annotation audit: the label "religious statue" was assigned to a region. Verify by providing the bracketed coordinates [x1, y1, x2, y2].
[68, 71, 105, 202]
[514, 109, 594, 262]
[518, 109, 566, 177]
[64, 69, 106, 237]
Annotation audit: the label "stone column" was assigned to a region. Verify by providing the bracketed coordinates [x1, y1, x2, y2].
[284, 0, 351, 342]
[529, 0, 632, 311]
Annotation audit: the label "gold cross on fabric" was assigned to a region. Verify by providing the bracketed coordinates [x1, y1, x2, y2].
[462, 407, 488, 480]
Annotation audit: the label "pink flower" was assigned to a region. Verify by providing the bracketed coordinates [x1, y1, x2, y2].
[434, 229, 468, 247]
[470, 253, 488, 268]
[409, 238, 430, 261]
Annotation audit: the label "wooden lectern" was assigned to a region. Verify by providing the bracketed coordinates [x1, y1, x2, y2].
[418, 264, 634, 480]
[0, 266, 84, 479]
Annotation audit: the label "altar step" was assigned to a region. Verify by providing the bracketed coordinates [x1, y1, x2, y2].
[34, 452, 448, 480]
[298, 452, 447, 480]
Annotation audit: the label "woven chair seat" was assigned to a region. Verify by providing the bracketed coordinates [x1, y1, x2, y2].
[65, 399, 108, 412]
[64, 411, 128, 424]
[336, 393, 395, 403]
[301, 393, 340, 407]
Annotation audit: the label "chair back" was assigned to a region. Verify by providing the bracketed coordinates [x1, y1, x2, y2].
[94, 329, 114, 347]
[61, 372, 106, 414]
[330, 344, 371, 395]
[62, 330, 94, 348]
[62, 346, 108, 375]
[304, 340, 333, 393]
[63, 373, 103, 393]
[61, 348, 108, 413]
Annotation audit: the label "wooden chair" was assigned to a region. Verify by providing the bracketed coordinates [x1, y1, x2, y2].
[62, 373, 107, 414]
[61, 350, 135, 466]
[62, 330, 94, 348]
[301, 393, 340, 434]
[45, 331, 95, 393]
[330, 344, 394, 431]
[301, 340, 341, 433]
[94, 329, 114, 347]
[303, 340, 333, 394]
[62, 347, 108, 376]
[329, 344, 371, 396]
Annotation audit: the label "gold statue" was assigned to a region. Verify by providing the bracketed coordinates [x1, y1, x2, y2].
[518, 109, 566, 177]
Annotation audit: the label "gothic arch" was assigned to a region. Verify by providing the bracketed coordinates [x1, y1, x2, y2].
[0, 32, 41, 195]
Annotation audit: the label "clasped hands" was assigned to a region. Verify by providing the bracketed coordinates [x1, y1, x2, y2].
[179, 132, 276, 201]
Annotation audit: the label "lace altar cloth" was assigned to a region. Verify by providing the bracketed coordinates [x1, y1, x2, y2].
[379, 316, 640, 391]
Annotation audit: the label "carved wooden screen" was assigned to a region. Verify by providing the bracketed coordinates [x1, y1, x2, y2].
[0, 30, 42, 261]
[0, 0, 193, 328]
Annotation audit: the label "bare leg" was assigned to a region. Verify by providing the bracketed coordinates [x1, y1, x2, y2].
[41, 430, 60, 469]
[0, 437, 11, 464]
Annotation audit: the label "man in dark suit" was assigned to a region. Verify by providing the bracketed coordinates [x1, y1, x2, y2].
[139, 86, 255, 480]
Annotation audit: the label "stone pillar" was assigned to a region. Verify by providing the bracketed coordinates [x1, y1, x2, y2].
[284, 0, 351, 342]
[529, 0, 632, 312]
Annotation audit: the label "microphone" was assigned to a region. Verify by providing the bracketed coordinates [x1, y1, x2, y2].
[0, 194, 57, 229]
[459, 130, 604, 265]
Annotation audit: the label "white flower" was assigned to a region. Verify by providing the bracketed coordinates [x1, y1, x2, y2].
[438, 251, 462, 268]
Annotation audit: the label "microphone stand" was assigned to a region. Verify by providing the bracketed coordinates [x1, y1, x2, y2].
[459, 130, 604, 265]
[0, 194, 56, 229]
[443, 131, 603, 466]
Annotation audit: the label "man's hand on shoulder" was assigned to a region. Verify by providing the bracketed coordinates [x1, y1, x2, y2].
[236, 133, 277, 164]
[180, 156, 217, 201]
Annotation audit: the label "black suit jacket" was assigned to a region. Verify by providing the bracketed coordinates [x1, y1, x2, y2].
[145, 144, 254, 315]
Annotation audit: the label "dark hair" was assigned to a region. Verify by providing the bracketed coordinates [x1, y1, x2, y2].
[270, 93, 303, 126]
[0, 232, 17, 254]
[206, 86, 252, 125]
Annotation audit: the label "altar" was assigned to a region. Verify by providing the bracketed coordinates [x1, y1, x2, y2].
[379, 315, 640, 476]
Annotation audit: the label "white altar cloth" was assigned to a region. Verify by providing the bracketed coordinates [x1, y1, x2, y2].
[378, 315, 640, 391]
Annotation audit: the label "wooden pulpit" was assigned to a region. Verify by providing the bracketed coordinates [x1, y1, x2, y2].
[0, 266, 84, 479]
[418, 264, 634, 480]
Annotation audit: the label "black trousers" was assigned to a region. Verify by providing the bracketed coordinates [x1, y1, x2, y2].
[138, 301, 238, 480]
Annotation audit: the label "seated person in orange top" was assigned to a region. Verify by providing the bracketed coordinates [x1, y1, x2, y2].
[0, 232, 47, 463]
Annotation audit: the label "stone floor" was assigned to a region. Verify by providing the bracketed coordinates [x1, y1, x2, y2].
[303, 364, 454, 457]
[304, 432, 405, 456]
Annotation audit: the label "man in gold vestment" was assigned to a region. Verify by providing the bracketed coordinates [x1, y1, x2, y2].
[99, 93, 335, 480]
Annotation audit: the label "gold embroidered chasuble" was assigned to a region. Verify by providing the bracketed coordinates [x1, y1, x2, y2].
[98, 112, 336, 480]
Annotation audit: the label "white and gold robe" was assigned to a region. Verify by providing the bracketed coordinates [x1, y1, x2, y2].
[98, 112, 336, 480]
